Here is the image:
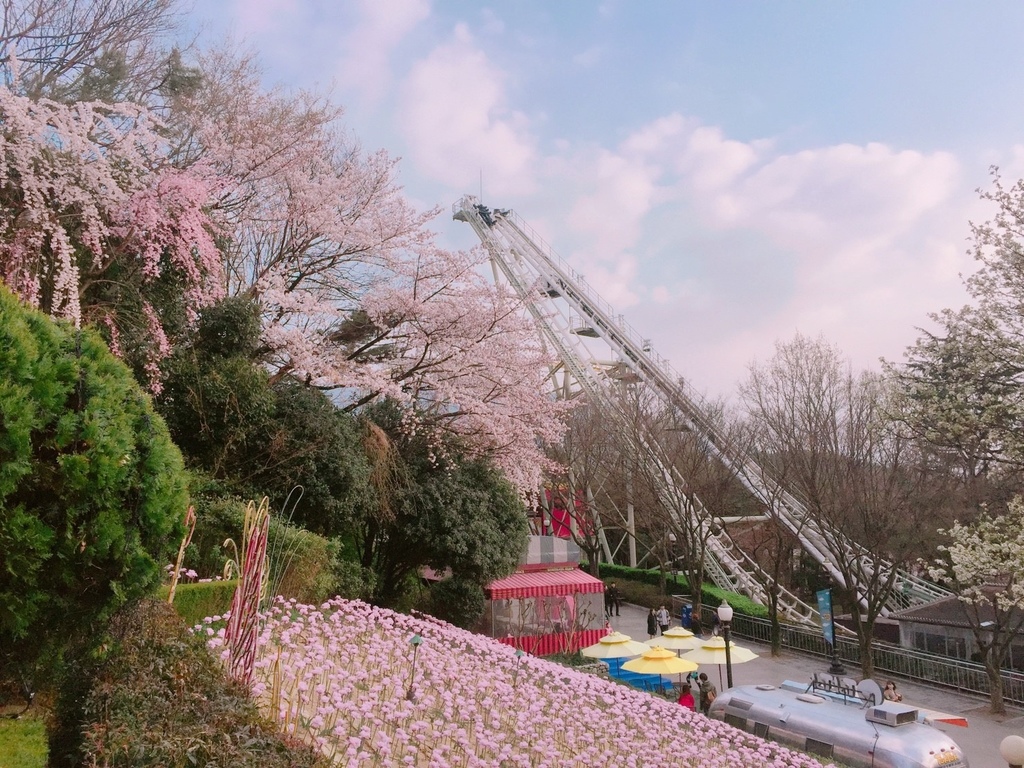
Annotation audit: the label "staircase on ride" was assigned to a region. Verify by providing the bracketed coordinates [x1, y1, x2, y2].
[454, 196, 951, 621]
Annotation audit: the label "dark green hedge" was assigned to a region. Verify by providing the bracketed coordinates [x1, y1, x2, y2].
[50, 599, 325, 768]
[594, 562, 769, 618]
[159, 580, 237, 628]
[185, 494, 375, 604]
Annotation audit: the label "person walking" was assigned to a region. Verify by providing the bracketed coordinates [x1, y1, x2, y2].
[646, 607, 658, 639]
[655, 604, 670, 635]
[698, 672, 717, 715]
[607, 582, 622, 616]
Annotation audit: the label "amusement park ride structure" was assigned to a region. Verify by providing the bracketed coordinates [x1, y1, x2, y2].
[454, 196, 950, 628]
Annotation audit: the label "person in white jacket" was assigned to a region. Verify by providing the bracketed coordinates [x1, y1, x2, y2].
[655, 605, 670, 635]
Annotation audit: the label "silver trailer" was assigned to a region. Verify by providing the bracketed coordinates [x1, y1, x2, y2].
[708, 682, 968, 768]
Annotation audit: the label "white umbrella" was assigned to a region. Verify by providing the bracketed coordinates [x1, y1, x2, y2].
[580, 631, 651, 659]
[645, 626, 702, 652]
[681, 635, 759, 689]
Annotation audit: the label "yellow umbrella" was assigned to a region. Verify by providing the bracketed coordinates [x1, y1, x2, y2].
[621, 646, 699, 675]
[663, 626, 698, 639]
[645, 626, 702, 652]
[680, 635, 759, 688]
[682, 635, 759, 664]
[580, 631, 651, 659]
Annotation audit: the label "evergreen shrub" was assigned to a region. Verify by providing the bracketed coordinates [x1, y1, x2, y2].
[594, 563, 768, 618]
[160, 580, 236, 627]
[0, 286, 187, 675]
[428, 577, 486, 630]
[52, 599, 325, 768]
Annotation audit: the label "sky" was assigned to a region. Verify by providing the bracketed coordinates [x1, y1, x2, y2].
[188, 1, 1024, 402]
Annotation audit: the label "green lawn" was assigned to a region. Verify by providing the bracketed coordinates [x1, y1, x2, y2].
[0, 718, 47, 768]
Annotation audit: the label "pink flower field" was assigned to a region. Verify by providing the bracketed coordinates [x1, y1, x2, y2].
[201, 598, 827, 768]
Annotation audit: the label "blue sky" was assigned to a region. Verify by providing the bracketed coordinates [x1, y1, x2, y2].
[189, 1, 1024, 400]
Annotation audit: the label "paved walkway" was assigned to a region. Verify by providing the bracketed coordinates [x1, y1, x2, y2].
[604, 602, 1023, 768]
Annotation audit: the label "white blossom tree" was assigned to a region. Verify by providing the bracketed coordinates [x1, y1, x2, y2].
[929, 497, 1024, 714]
[889, 168, 1024, 505]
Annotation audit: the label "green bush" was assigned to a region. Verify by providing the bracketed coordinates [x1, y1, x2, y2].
[597, 562, 689, 590]
[699, 583, 768, 619]
[159, 580, 237, 627]
[50, 599, 326, 768]
[0, 286, 187, 676]
[428, 577, 486, 630]
[594, 562, 769, 618]
[184, 492, 374, 604]
[610, 578, 678, 611]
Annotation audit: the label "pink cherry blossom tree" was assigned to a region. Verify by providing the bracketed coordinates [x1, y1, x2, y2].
[181, 54, 569, 492]
[0, 85, 223, 390]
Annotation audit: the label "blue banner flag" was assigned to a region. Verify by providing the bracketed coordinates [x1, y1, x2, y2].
[816, 588, 835, 646]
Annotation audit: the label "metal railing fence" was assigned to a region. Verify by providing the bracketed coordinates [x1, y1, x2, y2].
[690, 604, 1024, 706]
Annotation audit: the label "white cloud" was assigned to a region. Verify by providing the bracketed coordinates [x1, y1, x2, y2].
[334, 0, 431, 102]
[572, 46, 603, 68]
[227, 0, 300, 36]
[540, 117, 978, 399]
[709, 143, 959, 245]
[389, 36, 979, 399]
[565, 148, 659, 262]
[478, 9, 506, 36]
[396, 24, 537, 196]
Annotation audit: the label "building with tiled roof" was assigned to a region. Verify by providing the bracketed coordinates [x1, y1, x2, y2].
[891, 584, 1024, 669]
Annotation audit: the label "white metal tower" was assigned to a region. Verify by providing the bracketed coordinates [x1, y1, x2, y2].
[454, 196, 951, 620]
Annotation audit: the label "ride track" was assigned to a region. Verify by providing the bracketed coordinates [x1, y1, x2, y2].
[454, 196, 951, 629]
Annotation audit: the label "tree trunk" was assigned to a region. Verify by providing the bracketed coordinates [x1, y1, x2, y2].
[768, 596, 782, 657]
[691, 593, 704, 635]
[857, 630, 874, 680]
[986, 656, 1006, 715]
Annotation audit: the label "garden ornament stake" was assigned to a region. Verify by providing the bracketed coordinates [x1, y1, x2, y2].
[513, 649, 525, 688]
[407, 634, 424, 701]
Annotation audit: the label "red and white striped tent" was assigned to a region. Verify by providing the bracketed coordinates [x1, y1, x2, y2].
[483, 536, 605, 656]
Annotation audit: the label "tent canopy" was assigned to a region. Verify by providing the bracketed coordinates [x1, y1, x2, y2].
[486, 569, 604, 600]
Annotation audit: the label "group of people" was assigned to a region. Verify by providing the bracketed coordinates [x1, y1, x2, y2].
[604, 582, 909, 716]
[677, 671, 717, 714]
[604, 582, 622, 618]
[645, 606, 672, 638]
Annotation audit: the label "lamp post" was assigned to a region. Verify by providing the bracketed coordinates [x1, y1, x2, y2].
[513, 649, 525, 688]
[406, 634, 423, 701]
[717, 601, 734, 689]
[1001, 735, 1024, 768]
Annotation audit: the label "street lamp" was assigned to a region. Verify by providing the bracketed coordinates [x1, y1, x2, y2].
[406, 634, 423, 701]
[513, 649, 525, 688]
[717, 601, 734, 689]
[1001, 735, 1024, 768]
